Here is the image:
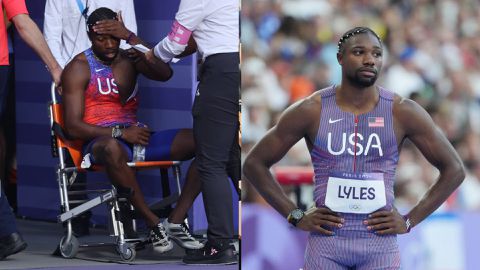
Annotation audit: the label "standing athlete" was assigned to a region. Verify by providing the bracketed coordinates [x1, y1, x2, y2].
[243, 27, 465, 269]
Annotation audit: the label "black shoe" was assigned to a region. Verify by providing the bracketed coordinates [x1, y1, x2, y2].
[0, 232, 27, 260]
[182, 240, 237, 265]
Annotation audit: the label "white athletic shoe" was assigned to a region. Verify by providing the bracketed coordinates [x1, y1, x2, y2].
[149, 222, 173, 253]
[162, 219, 204, 250]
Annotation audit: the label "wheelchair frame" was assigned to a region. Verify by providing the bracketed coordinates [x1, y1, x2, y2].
[48, 83, 182, 261]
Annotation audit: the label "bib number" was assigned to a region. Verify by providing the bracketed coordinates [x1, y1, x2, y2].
[325, 173, 386, 214]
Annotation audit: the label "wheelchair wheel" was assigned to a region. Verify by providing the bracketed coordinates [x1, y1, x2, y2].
[119, 246, 136, 262]
[59, 235, 79, 258]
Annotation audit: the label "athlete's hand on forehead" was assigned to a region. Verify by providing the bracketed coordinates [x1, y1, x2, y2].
[92, 11, 130, 40]
[363, 208, 408, 235]
[297, 207, 344, 235]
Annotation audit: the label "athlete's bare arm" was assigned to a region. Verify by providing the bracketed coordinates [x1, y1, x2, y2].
[366, 96, 465, 234]
[244, 92, 344, 234]
[62, 55, 150, 145]
[132, 49, 173, 81]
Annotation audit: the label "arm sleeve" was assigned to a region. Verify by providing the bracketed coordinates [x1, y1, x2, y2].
[153, 0, 205, 63]
[175, 0, 205, 31]
[43, 0, 66, 67]
[4, 0, 28, 20]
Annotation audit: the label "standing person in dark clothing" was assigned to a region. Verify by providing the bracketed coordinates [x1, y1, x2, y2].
[138, 0, 240, 265]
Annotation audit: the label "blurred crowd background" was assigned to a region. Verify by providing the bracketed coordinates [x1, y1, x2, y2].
[241, 0, 480, 211]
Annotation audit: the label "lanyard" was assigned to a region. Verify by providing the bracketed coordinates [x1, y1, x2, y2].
[75, 0, 88, 19]
[75, 0, 85, 14]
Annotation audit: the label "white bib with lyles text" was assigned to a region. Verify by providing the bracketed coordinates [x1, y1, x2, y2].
[324, 172, 386, 214]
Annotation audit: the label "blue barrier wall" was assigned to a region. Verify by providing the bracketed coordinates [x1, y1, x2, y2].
[15, 0, 238, 233]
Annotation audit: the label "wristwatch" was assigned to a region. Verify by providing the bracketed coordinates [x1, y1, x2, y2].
[112, 126, 123, 139]
[287, 208, 305, 227]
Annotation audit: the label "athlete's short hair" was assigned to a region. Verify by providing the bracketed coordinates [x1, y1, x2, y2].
[337, 27, 382, 54]
[86, 7, 118, 33]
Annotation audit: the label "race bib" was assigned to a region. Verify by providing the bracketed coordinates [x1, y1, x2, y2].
[325, 172, 386, 214]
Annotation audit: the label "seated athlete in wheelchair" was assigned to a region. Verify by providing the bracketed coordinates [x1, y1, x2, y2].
[60, 7, 203, 255]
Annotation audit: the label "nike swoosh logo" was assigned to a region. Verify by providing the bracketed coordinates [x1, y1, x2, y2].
[329, 118, 343, 124]
[95, 68, 105, 72]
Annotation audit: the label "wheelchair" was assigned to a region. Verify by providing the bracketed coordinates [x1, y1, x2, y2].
[48, 83, 182, 261]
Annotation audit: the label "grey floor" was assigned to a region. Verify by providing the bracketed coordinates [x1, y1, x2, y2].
[0, 219, 238, 270]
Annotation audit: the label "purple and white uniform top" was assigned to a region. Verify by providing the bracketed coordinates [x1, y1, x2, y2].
[305, 85, 401, 269]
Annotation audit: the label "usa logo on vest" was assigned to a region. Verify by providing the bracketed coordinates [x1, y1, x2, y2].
[327, 132, 383, 156]
[97, 78, 118, 95]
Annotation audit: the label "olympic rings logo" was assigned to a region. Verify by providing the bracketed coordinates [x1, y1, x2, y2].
[349, 204, 361, 210]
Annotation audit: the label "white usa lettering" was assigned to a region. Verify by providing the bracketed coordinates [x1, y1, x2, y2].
[327, 132, 383, 156]
[97, 78, 118, 95]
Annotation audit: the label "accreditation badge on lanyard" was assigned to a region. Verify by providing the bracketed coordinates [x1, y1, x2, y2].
[324, 172, 386, 214]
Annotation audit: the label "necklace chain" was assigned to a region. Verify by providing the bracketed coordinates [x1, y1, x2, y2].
[92, 51, 113, 66]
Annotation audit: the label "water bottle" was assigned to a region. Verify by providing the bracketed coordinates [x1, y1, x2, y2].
[132, 122, 147, 162]
[132, 144, 145, 161]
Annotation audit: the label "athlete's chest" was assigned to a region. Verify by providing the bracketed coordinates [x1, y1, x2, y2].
[89, 64, 136, 103]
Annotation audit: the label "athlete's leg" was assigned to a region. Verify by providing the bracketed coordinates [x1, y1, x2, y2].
[304, 254, 349, 270]
[144, 129, 201, 223]
[166, 129, 201, 224]
[356, 249, 401, 270]
[305, 233, 353, 270]
[90, 137, 159, 228]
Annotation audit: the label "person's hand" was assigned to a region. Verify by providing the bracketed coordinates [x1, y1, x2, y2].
[126, 48, 142, 63]
[92, 11, 131, 40]
[364, 208, 408, 235]
[121, 125, 151, 145]
[51, 66, 62, 88]
[296, 207, 344, 235]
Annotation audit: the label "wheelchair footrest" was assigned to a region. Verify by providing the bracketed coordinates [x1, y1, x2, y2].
[59, 189, 116, 223]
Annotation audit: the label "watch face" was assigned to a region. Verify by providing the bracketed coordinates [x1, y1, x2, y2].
[113, 128, 122, 138]
[292, 209, 303, 219]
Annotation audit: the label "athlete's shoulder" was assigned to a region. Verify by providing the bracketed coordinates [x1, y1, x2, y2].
[64, 53, 89, 77]
[114, 49, 137, 70]
[392, 93, 432, 134]
[276, 91, 322, 133]
[392, 94, 422, 114]
[291, 90, 322, 115]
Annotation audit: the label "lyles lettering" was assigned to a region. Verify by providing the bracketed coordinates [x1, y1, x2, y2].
[337, 185, 375, 200]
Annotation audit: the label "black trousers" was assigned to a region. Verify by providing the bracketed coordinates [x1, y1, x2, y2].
[192, 52, 240, 243]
